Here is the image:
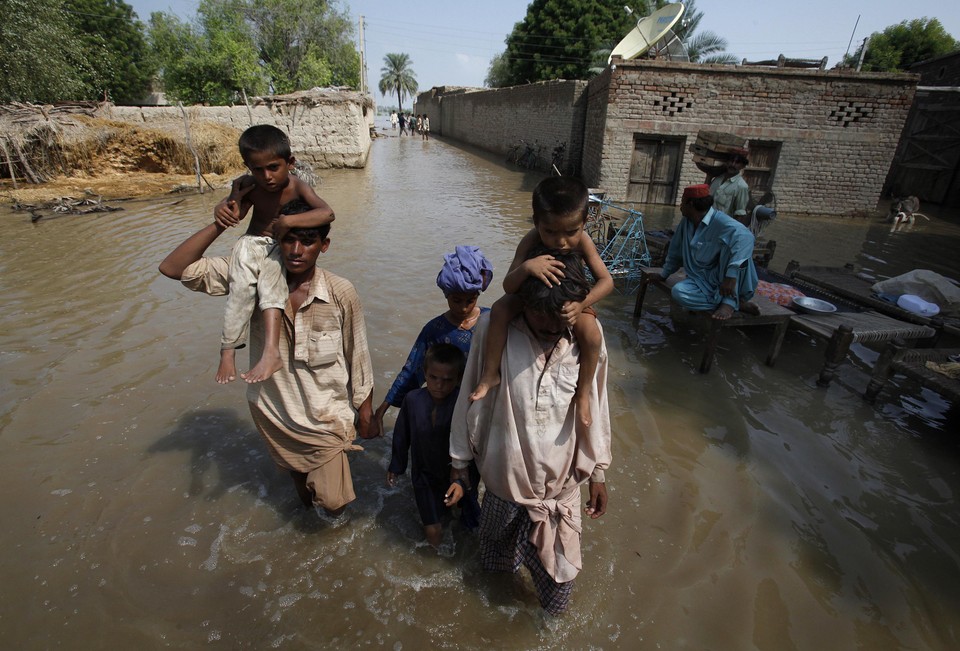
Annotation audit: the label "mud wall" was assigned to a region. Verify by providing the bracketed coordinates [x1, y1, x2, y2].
[415, 81, 590, 176]
[588, 59, 917, 215]
[105, 93, 373, 168]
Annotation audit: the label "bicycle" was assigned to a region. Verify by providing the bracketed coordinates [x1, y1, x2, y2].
[505, 139, 525, 165]
[518, 140, 543, 169]
[550, 141, 566, 175]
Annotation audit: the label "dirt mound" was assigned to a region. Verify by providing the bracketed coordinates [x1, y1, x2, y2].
[1, 104, 245, 204]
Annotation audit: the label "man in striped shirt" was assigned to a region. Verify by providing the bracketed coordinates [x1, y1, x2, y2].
[160, 216, 375, 517]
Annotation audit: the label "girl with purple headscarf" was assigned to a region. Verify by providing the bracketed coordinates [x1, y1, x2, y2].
[370, 246, 493, 437]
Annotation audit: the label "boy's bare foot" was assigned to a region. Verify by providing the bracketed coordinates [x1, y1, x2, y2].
[739, 299, 760, 316]
[711, 304, 735, 320]
[216, 350, 237, 383]
[241, 350, 283, 383]
[469, 374, 500, 402]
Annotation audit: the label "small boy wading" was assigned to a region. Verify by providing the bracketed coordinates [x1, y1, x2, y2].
[386, 344, 481, 547]
[213, 125, 335, 384]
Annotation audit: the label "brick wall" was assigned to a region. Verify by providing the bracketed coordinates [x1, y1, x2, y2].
[910, 52, 960, 87]
[415, 80, 590, 175]
[106, 91, 373, 168]
[593, 59, 917, 215]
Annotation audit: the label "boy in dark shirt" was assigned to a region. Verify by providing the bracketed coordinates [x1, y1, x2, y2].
[387, 344, 480, 547]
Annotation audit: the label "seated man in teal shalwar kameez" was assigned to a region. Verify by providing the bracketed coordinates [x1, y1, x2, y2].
[656, 184, 760, 321]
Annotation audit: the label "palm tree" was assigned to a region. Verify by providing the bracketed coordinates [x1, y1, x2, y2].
[669, 0, 736, 64]
[685, 32, 739, 64]
[378, 53, 418, 113]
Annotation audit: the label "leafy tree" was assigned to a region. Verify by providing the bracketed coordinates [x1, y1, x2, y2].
[844, 18, 958, 72]
[241, 0, 358, 92]
[485, 52, 512, 87]
[147, 0, 358, 105]
[65, 0, 154, 103]
[0, 0, 91, 102]
[147, 6, 266, 105]
[499, 0, 637, 86]
[378, 53, 418, 113]
[489, 0, 735, 86]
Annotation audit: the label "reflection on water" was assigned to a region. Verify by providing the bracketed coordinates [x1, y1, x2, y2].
[1, 128, 959, 649]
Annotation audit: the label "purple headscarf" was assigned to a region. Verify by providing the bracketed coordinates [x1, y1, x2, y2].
[436, 245, 494, 294]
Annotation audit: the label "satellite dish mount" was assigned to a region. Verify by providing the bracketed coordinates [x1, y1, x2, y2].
[609, 2, 689, 63]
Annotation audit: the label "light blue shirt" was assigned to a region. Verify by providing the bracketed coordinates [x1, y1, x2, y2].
[661, 207, 757, 306]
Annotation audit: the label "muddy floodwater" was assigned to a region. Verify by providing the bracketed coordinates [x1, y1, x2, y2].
[2, 122, 960, 650]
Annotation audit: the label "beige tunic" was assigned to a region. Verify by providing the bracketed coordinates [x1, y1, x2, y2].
[182, 256, 374, 510]
[450, 314, 612, 583]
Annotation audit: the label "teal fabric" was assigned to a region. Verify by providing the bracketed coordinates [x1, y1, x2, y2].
[661, 207, 758, 311]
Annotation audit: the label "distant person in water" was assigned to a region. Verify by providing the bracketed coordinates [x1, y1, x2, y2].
[651, 184, 759, 320]
[398, 112, 407, 136]
[421, 114, 430, 140]
[210, 124, 335, 384]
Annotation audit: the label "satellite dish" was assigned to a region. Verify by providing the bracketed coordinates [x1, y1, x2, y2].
[609, 3, 688, 63]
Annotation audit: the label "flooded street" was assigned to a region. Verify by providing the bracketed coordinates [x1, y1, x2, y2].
[2, 123, 960, 650]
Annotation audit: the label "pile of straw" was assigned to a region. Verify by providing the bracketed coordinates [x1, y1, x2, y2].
[0, 101, 243, 190]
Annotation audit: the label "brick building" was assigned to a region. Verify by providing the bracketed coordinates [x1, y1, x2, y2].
[417, 60, 917, 216]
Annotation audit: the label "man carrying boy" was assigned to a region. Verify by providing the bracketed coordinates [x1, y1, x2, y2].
[386, 344, 481, 547]
[449, 250, 612, 616]
[159, 209, 375, 516]
[213, 124, 335, 385]
[709, 148, 750, 227]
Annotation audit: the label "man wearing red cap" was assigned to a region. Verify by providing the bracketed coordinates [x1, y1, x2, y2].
[710, 149, 750, 227]
[653, 184, 759, 320]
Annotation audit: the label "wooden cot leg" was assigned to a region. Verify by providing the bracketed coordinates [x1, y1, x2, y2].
[699, 319, 724, 374]
[767, 319, 790, 366]
[864, 341, 902, 403]
[818, 324, 854, 387]
[633, 276, 650, 319]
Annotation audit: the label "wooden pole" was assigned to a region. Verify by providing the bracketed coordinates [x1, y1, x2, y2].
[178, 102, 204, 193]
[0, 138, 19, 189]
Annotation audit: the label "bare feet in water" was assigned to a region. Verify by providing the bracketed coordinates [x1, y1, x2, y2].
[216, 349, 237, 383]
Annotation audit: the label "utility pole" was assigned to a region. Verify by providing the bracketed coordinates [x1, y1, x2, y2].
[358, 16, 368, 95]
[856, 36, 869, 72]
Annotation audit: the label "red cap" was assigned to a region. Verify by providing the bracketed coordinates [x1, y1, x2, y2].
[682, 184, 711, 199]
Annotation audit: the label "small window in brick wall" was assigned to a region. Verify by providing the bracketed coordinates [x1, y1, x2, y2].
[653, 91, 693, 115]
[828, 102, 874, 127]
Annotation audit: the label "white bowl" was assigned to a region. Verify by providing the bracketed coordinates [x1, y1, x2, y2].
[793, 296, 837, 314]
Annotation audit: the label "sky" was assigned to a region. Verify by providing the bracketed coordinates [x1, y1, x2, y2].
[127, 0, 960, 105]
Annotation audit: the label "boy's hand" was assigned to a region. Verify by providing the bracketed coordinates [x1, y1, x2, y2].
[444, 481, 464, 507]
[524, 254, 565, 287]
[214, 200, 241, 228]
[561, 300, 584, 326]
[386, 471, 399, 487]
[214, 183, 254, 228]
[585, 481, 608, 519]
